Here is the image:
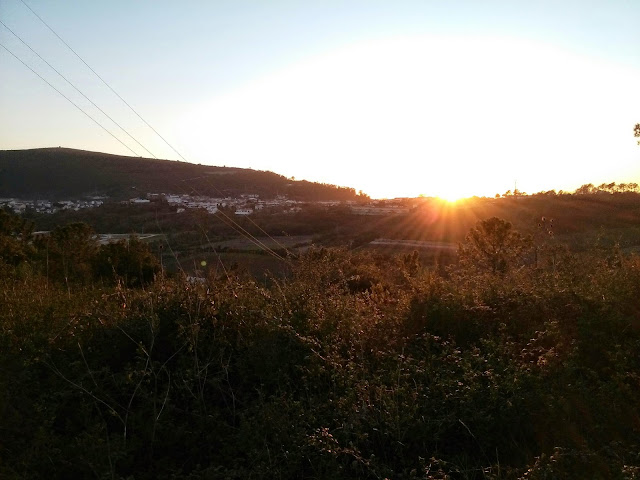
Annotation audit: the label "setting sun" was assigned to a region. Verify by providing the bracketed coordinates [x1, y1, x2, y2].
[437, 193, 465, 204]
[175, 35, 640, 199]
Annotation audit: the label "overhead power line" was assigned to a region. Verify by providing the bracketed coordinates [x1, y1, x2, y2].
[198, 178, 295, 260]
[245, 214, 294, 256]
[197, 176, 295, 258]
[0, 42, 140, 157]
[19, 0, 189, 162]
[11, 1, 295, 267]
[177, 180, 289, 263]
[0, 19, 156, 158]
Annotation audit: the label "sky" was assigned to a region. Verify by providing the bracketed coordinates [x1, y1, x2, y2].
[1, 0, 639, 199]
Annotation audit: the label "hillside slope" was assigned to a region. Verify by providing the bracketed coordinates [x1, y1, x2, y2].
[0, 147, 357, 201]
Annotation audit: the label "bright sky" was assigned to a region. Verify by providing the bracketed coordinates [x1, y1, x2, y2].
[1, 0, 639, 199]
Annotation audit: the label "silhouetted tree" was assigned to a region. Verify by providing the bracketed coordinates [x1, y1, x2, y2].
[43, 222, 97, 285]
[0, 209, 34, 268]
[458, 217, 531, 274]
[575, 183, 595, 195]
[93, 236, 160, 287]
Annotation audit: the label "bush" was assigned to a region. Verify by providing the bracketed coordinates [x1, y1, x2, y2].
[2, 220, 640, 478]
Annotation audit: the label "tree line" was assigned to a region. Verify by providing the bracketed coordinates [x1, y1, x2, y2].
[0, 209, 159, 288]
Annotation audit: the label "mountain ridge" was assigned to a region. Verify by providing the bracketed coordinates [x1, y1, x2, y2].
[0, 147, 359, 201]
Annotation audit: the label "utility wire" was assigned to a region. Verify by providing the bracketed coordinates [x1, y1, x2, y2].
[148, 172, 292, 260]
[164, 182, 233, 282]
[14, 0, 292, 264]
[194, 221, 233, 285]
[214, 211, 288, 263]
[153, 211, 185, 276]
[1, 42, 139, 157]
[9, 1, 290, 272]
[167, 178, 281, 275]
[245, 214, 295, 257]
[0, 19, 156, 158]
[19, 0, 188, 162]
[212, 209, 286, 263]
[200, 176, 295, 258]
[177, 180, 288, 263]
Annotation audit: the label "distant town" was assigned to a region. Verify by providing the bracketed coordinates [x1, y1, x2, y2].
[0, 193, 413, 216]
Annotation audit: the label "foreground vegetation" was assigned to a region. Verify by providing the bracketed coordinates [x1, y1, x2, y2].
[1, 210, 640, 479]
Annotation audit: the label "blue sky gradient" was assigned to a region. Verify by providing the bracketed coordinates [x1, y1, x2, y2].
[1, 0, 639, 198]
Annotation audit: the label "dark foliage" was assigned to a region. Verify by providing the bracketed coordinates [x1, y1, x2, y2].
[1, 212, 640, 478]
[93, 236, 160, 287]
[0, 208, 35, 268]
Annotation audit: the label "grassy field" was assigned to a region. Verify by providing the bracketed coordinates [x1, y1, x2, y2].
[206, 234, 314, 251]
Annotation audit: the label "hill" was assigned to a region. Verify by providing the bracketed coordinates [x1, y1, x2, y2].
[0, 147, 359, 201]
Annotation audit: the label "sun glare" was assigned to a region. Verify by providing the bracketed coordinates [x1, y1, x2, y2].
[437, 194, 464, 204]
[176, 35, 640, 199]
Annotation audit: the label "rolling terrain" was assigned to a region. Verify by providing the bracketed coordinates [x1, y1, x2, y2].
[0, 147, 359, 201]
